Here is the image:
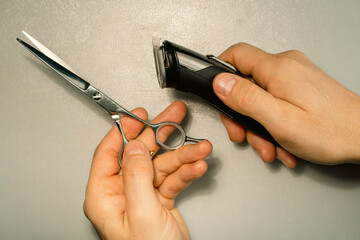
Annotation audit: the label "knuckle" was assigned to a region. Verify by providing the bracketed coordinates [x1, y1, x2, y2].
[232, 82, 260, 111]
[233, 42, 251, 49]
[231, 42, 253, 54]
[276, 50, 308, 65]
[153, 168, 168, 185]
[224, 42, 252, 56]
[276, 55, 300, 68]
[154, 168, 167, 179]
[93, 144, 111, 158]
[287, 49, 307, 58]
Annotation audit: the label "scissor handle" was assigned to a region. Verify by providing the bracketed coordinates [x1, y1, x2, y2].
[151, 121, 187, 150]
[114, 110, 203, 163]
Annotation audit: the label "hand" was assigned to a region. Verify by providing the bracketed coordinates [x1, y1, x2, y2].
[83, 101, 212, 240]
[212, 43, 360, 166]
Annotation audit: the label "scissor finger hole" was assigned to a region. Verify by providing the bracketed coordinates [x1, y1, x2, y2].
[155, 123, 186, 150]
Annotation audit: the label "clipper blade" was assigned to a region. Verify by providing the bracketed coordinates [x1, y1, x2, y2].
[152, 37, 166, 88]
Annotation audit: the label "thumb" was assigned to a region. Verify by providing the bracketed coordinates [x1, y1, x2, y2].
[213, 73, 282, 129]
[122, 140, 161, 219]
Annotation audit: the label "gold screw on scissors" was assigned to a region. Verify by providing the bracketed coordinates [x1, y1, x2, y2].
[17, 31, 204, 162]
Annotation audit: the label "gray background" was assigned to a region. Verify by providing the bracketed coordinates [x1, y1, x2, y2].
[1, 0, 360, 239]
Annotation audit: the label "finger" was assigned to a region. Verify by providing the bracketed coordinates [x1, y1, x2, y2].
[157, 160, 208, 200]
[136, 100, 187, 155]
[122, 140, 162, 220]
[220, 114, 246, 142]
[218, 42, 275, 89]
[90, 108, 148, 178]
[213, 72, 294, 132]
[276, 147, 297, 168]
[153, 140, 212, 187]
[247, 131, 297, 168]
[247, 130, 276, 163]
[121, 108, 149, 141]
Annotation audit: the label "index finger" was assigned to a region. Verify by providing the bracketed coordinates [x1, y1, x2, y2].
[136, 100, 187, 155]
[219, 43, 275, 90]
[89, 108, 148, 178]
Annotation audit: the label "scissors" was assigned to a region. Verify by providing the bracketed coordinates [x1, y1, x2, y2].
[17, 31, 203, 160]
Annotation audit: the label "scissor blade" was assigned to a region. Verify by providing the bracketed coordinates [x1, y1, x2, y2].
[17, 37, 89, 90]
[22, 31, 80, 75]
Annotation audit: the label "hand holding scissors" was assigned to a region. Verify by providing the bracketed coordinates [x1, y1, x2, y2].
[18, 32, 213, 239]
[82, 101, 212, 239]
[17, 32, 204, 160]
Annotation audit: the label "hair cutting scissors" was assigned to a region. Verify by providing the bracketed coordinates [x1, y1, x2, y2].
[17, 31, 203, 160]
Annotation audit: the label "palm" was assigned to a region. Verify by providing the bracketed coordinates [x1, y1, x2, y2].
[94, 173, 183, 235]
[95, 174, 176, 219]
[84, 102, 212, 239]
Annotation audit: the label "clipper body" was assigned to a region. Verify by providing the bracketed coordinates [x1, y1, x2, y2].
[153, 38, 277, 144]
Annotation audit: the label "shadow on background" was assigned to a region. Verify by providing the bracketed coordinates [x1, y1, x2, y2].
[170, 90, 221, 122]
[299, 161, 360, 189]
[176, 155, 222, 206]
[171, 90, 207, 106]
[234, 140, 360, 189]
[264, 155, 306, 177]
[88, 221, 100, 239]
[264, 153, 360, 189]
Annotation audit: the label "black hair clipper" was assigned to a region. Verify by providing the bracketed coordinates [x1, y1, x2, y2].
[152, 38, 277, 145]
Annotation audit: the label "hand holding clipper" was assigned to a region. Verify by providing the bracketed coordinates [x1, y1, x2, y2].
[152, 38, 277, 145]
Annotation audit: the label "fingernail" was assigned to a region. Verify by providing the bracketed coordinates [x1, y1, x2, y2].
[214, 74, 236, 96]
[124, 141, 146, 156]
[278, 158, 289, 168]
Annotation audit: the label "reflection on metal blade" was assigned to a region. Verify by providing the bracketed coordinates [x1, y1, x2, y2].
[17, 36, 89, 90]
[22, 31, 79, 75]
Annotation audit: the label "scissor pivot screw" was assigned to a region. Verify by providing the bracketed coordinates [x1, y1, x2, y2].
[92, 92, 102, 101]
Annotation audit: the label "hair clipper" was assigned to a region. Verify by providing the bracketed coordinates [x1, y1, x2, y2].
[152, 38, 277, 145]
